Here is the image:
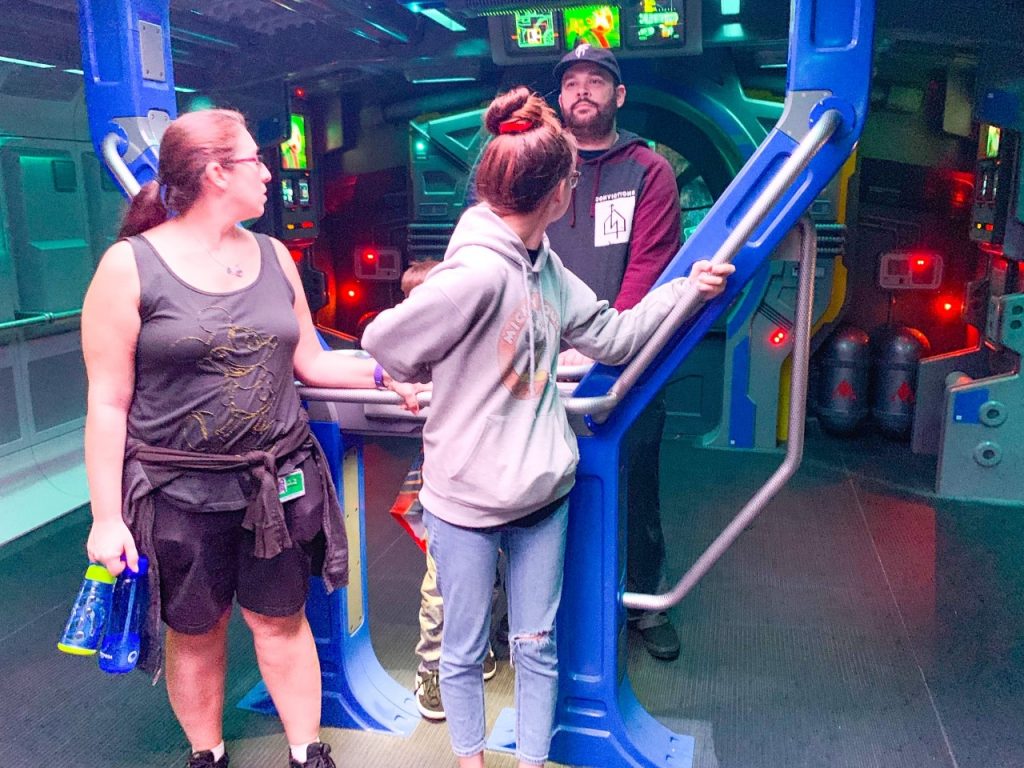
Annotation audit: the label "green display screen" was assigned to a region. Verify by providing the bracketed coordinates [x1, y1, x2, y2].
[985, 125, 1001, 159]
[281, 113, 309, 171]
[632, 0, 681, 44]
[562, 5, 621, 49]
[513, 10, 557, 49]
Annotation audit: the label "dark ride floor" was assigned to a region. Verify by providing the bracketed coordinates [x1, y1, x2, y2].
[1, 421, 1022, 768]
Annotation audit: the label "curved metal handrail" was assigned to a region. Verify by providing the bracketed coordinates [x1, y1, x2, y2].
[297, 386, 432, 408]
[101, 132, 141, 198]
[563, 108, 842, 418]
[622, 217, 817, 613]
[0, 309, 83, 332]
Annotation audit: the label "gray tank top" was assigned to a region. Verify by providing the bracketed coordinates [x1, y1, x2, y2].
[126, 232, 303, 509]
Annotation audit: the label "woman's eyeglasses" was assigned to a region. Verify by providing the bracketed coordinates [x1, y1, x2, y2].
[224, 153, 266, 168]
[569, 170, 581, 189]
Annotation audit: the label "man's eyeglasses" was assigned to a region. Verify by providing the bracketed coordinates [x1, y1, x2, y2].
[224, 153, 266, 168]
[569, 170, 581, 189]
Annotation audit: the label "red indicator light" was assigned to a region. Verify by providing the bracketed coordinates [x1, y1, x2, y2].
[364, 251, 377, 262]
[934, 296, 962, 319]
[770, 329, 787, 346]
[293, 86, 307, 99]
[301, 221, 314, 229]
[341, 283, 361, 303]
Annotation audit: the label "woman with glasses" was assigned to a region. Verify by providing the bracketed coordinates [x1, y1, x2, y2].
[81, 108, 419, 768]
[362, 87, 733, 768]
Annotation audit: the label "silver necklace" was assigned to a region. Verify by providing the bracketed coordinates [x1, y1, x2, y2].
[209, 252, 244, 278]
[200, 240, 244, 278]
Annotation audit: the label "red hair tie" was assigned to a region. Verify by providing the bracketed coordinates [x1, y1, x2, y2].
[498, 117, 535, 134]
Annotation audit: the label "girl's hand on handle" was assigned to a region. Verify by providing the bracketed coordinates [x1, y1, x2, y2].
[688, 260, 736, 299]
[388, 376, 431, 414]
[87, 518, 139, 576]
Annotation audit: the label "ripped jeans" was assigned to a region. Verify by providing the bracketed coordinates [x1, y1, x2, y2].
[424, 503, 568, 765]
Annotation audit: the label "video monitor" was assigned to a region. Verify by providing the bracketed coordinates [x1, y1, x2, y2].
[297, 178, 310, 206]
[562, 5, 621, 49]
[281, 113, 309, 171]
[626, 0, 684, 46]
[281, 178, 295, 207]
[983, 124, 1001, 159]
[512, 10, 558, 50]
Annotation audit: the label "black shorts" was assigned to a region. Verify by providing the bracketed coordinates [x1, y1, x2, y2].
[152, 465, 326, 634]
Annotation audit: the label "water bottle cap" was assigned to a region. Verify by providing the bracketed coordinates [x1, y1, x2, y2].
[85, 563, 116, 585]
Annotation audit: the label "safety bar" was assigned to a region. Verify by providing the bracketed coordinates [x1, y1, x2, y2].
[563, 108, 842, 418]
[623, 217, 817, 613]
[102, 132, 142, 198]
[297, 386, 432, 408]
[0, 309, 82, 331]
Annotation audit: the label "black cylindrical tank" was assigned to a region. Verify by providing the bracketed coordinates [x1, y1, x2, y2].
[816, 325, 871, 434]
[871, 326, 931, 439]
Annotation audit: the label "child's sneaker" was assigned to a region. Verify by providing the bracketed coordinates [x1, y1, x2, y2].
[482, 646, 498, 681]
[415, 668, 445, 720]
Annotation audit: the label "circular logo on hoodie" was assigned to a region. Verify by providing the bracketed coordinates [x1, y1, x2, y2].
[497, 291, 559, 399]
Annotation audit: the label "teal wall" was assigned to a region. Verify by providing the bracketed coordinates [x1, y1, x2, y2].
[0, 63, 125, 543]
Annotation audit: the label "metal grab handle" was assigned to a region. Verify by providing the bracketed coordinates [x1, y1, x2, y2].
[0, 309, 82, 332]
[563, 109, 842, 418]
[297, 386, 432, 408]
[101, 133, 142, 198]
[623, 216, 817, 613]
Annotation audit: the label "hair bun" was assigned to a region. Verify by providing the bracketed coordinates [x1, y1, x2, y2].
[484, 86, 534, 135]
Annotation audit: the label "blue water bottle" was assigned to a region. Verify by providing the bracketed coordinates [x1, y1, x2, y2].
[58, 564, 115, 655]
[97, 556, 149, 674]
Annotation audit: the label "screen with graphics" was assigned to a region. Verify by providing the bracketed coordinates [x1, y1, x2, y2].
[281, 113, 309, 171]
[562, 5, 621, 49]
[489, 0, 700, 64]
[984, 125, 1001, 159]
[512, 10, 558, 50]
[627, 0, 683, 45]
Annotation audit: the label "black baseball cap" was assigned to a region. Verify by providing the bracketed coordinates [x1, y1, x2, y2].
[553, 43, 622, 85]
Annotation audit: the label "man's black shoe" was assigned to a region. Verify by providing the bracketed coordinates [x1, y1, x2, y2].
[633, 613, 680, 661]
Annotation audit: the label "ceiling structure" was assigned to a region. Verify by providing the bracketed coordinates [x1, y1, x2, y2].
[0, 0, 1021, 102]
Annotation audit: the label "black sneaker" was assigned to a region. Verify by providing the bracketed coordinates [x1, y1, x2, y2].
[188, 750, 229, 768]
[415, 669, 446, 721]
[482, 646, 497, 681]
[288, 742, 336, 768]
[633, 613, 681, 661]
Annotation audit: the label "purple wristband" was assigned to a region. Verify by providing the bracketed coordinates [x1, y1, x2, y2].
[373, 362, 386, 390]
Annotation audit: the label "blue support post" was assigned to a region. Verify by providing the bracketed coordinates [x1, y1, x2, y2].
[78, 0, 176, 194]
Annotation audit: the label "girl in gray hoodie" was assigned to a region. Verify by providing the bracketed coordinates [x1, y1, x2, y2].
[362, 87, 732, 768]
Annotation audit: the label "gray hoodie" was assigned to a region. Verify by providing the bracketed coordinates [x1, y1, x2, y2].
[362, 204, 699, 528]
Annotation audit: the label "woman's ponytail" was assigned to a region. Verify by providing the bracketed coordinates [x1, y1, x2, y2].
[117, 180, 169, 239]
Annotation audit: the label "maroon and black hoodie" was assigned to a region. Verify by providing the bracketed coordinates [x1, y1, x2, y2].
[546, 130, 681, 311]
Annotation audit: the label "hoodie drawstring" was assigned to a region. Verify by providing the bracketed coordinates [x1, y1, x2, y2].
[520, 261, 536, 391]
[590, 158, 603, 220]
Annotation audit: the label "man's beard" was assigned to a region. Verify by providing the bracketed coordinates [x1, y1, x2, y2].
[563, 98, 617, 143]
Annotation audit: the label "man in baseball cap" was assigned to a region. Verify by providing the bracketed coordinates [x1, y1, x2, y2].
[549, 41, 684, 662]
[553, 41, 622, 85]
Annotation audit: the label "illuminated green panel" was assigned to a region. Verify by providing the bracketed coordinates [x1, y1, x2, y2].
[513, 10, 557, 49]
[563, 5, 621, 49]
